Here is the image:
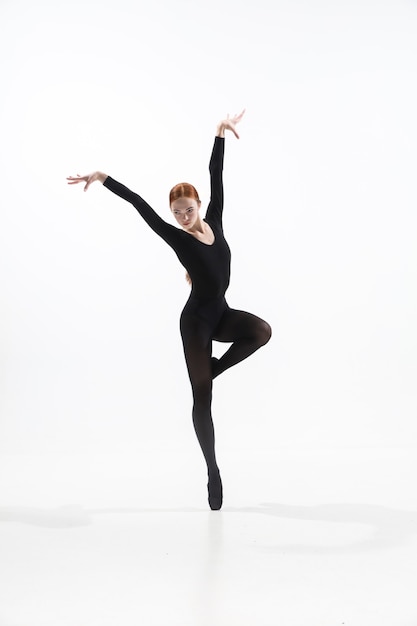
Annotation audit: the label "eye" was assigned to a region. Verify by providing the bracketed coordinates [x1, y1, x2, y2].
[187, 208, 194, 213]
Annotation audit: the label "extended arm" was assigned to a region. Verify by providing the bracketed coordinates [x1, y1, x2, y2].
[67, 171, 178, 243]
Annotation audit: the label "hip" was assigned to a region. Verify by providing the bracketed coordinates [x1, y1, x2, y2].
[180, 294, 229, 329]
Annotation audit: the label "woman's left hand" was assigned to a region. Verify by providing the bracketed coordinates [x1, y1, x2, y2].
[217, 109, 246, 139]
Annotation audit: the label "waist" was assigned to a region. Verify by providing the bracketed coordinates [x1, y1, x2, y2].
[182, 294, 228, 322]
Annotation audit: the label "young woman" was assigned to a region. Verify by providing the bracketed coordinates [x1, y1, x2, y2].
[67, 111, 271, 510]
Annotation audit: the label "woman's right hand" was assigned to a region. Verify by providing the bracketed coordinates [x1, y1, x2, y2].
[66, 171, 107, 192]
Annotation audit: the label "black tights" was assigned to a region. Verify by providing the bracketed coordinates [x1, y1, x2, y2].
[180, 303, 271, 508]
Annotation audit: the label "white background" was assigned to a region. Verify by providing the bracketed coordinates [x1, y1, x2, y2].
[1, 1, 417, 624]
[1, 0, 416, 456]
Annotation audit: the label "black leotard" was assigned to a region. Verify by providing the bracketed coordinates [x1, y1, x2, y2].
[103, 137, 231, 300]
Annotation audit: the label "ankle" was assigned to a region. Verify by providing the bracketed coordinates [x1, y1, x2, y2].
[208, 466, 220, 478]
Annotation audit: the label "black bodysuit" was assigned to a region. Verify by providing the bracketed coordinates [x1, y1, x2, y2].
[103, 136, 271, 510]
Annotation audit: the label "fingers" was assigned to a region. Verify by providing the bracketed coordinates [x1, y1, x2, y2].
[224, 120, 240, 138]
[221, 109, 245, 136]
[67, 174, 90, 187]
[232, 109, 245, 124]
[67, 175, 86, 184]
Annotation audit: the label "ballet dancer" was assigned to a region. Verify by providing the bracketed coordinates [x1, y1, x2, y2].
[67, 110, 271, 510]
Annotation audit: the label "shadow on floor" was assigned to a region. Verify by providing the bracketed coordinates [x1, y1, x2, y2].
[0, 502, 416, 554]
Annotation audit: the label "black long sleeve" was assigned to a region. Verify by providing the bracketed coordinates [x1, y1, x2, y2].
[103, 176, 180, 247]
[205, 136, 225, 228]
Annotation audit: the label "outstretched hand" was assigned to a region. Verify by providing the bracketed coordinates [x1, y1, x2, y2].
[217, 109, 246, 139]
[66, 171, 107, 191]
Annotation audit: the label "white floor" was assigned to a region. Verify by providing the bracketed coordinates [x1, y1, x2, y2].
[1, 445, 417, 626]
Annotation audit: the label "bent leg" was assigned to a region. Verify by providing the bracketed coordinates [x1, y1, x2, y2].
[180, 315, 222, 509]
[212, 308, 271, 378]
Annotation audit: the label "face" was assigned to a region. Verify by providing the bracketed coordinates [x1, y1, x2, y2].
[170, 197, 201, 231]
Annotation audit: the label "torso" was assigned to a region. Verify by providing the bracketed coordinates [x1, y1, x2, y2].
[187, 220, 230, 299]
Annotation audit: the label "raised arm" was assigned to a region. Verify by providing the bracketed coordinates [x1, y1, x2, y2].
[205, 110, 245, 227]
[67, 171, 178, 243]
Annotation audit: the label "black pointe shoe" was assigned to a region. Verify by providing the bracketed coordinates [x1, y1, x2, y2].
[208, 473, 223, 510]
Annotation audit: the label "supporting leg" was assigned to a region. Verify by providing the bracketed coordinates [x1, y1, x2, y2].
[181, 315, 223, 510]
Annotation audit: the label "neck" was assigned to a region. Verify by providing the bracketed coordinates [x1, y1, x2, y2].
[185, 215, 205, 234]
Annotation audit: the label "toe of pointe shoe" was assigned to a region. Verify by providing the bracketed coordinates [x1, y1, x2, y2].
[208, 477, 223, 510]
[209, 496, 223, 511]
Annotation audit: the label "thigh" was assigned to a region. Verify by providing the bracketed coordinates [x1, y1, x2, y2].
[180, 314, 213, 389]
[213, 307, 270, 343]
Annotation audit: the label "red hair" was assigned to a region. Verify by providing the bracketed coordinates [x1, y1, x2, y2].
[169, 182, 200, 206]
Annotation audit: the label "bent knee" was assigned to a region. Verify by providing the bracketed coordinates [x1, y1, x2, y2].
[257, 320, 272, 346]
